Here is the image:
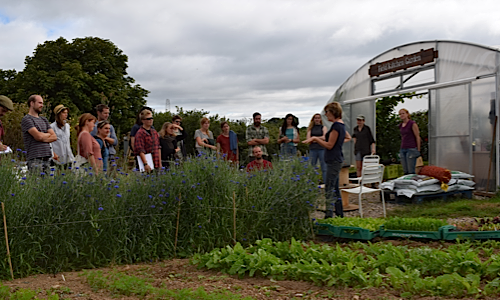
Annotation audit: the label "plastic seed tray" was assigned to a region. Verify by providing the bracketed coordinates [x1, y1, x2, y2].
[315, 223, 379, 240]
[441, 225, 500, 240]
[315, 223, 339, 236]
[336, 226, 380, 240]
[379, 226, 442, 240]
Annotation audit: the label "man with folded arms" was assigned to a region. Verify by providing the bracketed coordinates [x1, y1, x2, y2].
[21, 95, 57, 172]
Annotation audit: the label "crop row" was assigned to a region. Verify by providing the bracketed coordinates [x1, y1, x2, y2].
[193, 238, 500, 297]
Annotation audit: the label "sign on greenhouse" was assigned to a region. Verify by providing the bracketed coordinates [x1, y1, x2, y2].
[369, 48, 438, 77]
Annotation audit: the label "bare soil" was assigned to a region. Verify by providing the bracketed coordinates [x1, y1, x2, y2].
[2, 258, 486, 300]
[2, 193, 491, 299]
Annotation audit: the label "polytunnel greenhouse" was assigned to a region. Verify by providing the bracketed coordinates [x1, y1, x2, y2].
[328, 40, 500, 192]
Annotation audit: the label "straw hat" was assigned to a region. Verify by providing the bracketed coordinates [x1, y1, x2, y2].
[53, 104, 68, 115]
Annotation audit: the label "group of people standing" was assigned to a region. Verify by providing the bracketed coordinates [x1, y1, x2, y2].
[17, 95, 119, 174]
[0, 94, 421, 208]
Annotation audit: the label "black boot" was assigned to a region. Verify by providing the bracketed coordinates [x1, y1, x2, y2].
[325, 209, 334, 219]
[334, 200, 344, 218]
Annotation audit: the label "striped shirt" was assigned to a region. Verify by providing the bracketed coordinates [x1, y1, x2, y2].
[21, 114, 52, 160]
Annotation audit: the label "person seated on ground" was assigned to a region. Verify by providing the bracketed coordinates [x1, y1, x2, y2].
[246, 146, 272, 172]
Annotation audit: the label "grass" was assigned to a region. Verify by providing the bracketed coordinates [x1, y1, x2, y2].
[0, 271, 256, 300]
[387, 196, 500, 219]
[82, 270, 256, 299]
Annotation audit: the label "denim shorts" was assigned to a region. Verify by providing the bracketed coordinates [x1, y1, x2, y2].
[355, 152, 363, 161]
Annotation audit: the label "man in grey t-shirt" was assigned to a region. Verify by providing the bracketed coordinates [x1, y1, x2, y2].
[21, 95, 57, 172]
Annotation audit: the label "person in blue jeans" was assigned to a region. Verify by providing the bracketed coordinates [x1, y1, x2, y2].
[277, 114, 300, 158]
[304, 102, 345, 218]
[306, 113, 327, 183]
[398, 108, 421, 174]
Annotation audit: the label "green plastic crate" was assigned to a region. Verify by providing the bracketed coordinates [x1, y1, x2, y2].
[384, 165, 400, 180]
[314, 223, 339, 236]
[315, 224, 379, 240]
[336, 226, 380, 240]
[397, 164, 404, 176]
[441, 225, 500, 240]
[379, 226, 442, 240]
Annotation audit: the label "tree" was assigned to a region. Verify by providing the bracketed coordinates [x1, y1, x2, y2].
[0, 69, 19, 97]
[12, 37, 149, 136]
[375, 93, 427, 161]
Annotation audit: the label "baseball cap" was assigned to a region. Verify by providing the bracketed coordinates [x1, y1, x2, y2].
[356, 114, 365, 120]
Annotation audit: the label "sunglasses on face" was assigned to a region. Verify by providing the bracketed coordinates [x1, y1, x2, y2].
[143, 117, 154, 121]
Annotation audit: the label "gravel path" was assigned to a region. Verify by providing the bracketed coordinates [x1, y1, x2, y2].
[313, 188, 397, 219]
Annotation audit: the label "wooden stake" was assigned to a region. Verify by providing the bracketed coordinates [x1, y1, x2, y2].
[2, 202, 14, 280]
[308, 210, 315, 239]
[174, 193, 181, 256]
[233, 191, 237, 245]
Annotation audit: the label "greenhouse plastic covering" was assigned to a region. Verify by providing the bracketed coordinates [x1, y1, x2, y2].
[327, 40, 500, 191]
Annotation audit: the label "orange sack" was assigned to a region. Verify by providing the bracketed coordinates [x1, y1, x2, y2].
[418, 165, 452, 183]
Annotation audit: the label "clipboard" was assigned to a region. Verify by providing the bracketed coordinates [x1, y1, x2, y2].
[0, 146, 12, 155]
[137, 153, 154, 172]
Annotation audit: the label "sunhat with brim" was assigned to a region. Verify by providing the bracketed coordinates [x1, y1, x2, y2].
[0, 95, 14, 111]
[54, 104, 68, 115]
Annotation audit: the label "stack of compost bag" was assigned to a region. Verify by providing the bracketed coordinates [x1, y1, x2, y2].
[380, 171, 475, 198]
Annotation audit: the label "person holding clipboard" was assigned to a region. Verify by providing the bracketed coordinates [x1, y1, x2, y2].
[134, 110, 160, 172]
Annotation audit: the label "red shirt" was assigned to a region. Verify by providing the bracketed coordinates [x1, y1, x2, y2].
[246, 159, 272, 172]
[134, 127, 161, 169]
[216, 134, 238, 161]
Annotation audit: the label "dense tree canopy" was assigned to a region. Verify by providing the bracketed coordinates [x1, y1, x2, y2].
[0, 36, 149, 135]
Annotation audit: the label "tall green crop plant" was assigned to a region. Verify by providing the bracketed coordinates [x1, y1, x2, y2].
[0, 154, 318, 279]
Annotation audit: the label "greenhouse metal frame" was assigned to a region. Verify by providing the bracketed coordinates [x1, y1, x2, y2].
[328, 40, 499, 192]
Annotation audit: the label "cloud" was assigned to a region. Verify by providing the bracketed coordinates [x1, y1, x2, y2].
[1, 0, 500, 126]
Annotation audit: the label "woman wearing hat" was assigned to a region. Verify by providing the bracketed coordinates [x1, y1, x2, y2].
[0, 95, 14, 153]
[50, 104, 75, 166]
[352, 114, 375, 177]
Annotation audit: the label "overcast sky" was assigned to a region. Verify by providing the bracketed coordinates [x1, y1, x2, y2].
[1, 0, 500, 126]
